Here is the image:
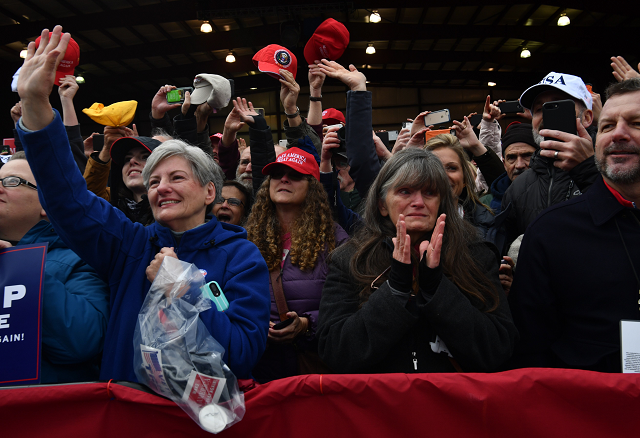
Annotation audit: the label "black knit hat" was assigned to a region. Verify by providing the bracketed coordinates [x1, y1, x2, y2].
[501, 122, 538, 158]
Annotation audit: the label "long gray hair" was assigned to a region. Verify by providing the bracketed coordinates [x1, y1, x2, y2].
[346, 148, 499, 311]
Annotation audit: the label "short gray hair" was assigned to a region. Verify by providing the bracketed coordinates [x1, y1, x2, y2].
[142, 139, 224, 209]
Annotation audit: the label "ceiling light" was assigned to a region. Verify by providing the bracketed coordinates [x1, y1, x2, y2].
[201, 21, 213, 33]
[520, 48, 531, 59]
[250, 87, 257, 90]
[488, 82, 497, 87]
[370, 11, 381, 23]
[366, 43, 376, 55]
[76, 75, 85, 84]
[488, 67, 494, 71]
[557, 14, 570, 26]
[225, 51, 236, 63]
[19, 48, 27, 58]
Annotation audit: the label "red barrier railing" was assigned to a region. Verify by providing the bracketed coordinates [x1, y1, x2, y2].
[2, 369, 639, 437]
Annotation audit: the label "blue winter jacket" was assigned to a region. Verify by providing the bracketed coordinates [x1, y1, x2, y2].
[17, 111, 271, 382]
[20, 220, 110, 383]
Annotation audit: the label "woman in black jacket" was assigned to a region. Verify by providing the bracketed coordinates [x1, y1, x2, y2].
[317, 149, 517, 373]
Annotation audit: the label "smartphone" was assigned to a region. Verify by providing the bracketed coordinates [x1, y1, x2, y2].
[375, 131, 390, 150]
[387, 130, 399, 141]
[254, 107, 265, 118]
[92, 134, 104, 150]
[498, 101, 524, 114]
[166, 87, 193, 104]
[200, 281, 229, 312]
[467, 113, 483, 128]
[273, 318, 294, 330]
[543, 99, 577, 141]
[423, 109, 451, 126]
[278, 139, 288, 148]
[402, 122, 412, 130]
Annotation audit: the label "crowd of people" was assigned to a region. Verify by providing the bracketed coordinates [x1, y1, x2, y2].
[3, 24, 640, 386]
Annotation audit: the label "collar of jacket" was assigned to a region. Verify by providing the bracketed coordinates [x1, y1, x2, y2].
[148, 216, 247, 250]
[587, 176, 628, 226]
[19, 220, 63, 250]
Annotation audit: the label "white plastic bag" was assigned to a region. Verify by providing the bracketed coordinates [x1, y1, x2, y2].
[133, 257, 245, 433]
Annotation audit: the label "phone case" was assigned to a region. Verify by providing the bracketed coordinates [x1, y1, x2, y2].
[423, 109, 451, 126]
[543, 99, 577, 140]
[201, 281, 230, 312]
[498, 101, 524, 114]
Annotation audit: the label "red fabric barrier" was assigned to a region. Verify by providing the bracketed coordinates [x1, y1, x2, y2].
[1, 369, 639, 437]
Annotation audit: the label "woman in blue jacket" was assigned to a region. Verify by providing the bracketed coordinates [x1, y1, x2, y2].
[15, 27, 271, 382]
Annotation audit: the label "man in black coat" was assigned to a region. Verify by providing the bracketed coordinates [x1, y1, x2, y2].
[508, 79, 640, 372]
[501, 72, 600, 248]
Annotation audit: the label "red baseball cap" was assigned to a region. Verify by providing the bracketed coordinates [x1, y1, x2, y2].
[262, 147, 320, 181]
[35, 35, 80, 86]
[210, 133, 223, 144]
[253, 44, 297, 80]
[304, 18, 350, 65]
[322, 108, 345, 125]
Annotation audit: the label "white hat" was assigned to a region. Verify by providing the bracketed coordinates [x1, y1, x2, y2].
[519, 72, 592, 110]
[190, 74, 232, 109]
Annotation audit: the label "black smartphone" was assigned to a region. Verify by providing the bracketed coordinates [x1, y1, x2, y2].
[273, 318, 294, 330]
[375, 131, 391, 151]
[92, 134, 104, 150]
[468, 113, 482, 128]
[499, 100, 524, 114]
[543, 99, 576, 141]
[166, 87, 193, 104]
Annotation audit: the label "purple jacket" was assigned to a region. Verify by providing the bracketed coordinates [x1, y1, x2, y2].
[252, 224, 349, 382]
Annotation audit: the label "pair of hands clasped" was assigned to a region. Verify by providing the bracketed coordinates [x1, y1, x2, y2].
[392, 214, 446, 268]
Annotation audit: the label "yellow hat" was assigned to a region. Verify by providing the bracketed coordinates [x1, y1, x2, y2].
[82, 100, 138, 127]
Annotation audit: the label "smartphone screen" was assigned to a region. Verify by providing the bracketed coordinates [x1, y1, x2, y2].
[543, 99, 577, 141]
[166, 87, 193, 104]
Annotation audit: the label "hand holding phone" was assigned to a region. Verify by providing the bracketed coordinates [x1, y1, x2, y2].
[273, 318, 294, 330]
[166, 87, 194, 104]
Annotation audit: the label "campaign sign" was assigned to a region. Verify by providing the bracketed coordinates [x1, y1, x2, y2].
[0, 243, 47, 386]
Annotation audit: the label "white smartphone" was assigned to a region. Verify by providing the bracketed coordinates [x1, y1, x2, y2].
[278, 139, 288, 148]
[423, 109, 451, 126]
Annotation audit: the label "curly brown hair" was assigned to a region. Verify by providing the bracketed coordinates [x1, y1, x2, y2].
[246, 176, 336, 271]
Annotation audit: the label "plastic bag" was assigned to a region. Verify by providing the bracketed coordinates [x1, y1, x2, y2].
[133, 257, 245, 433]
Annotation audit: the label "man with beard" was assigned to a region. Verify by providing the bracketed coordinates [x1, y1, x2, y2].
[501, 72, 600, 247]
[508, 79, 640, 372]
[235, 144, 286, 194]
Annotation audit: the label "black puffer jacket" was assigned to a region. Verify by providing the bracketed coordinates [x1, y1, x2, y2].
[317, 241, 517, 374]
[501, 150, 599, 249]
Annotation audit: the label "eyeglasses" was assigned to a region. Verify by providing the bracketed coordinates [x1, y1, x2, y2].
[0, 176, 37, 191]
[505, 152, 534, 165]
[270, 168, 306, 181]
[216, 197, 244, 207]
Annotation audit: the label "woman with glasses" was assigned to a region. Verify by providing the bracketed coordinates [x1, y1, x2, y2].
[212, 180, 251, 226]
[246, 147, 349, 382]
[317, 148, 517, 373]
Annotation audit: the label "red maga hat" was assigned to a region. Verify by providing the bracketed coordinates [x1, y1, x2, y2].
[252, 45, 297, 80]
[262, 147, 320, 181]
[321, 108, 345, 125]
[304, 18, 350, 65]
[35, 35, 80, 86]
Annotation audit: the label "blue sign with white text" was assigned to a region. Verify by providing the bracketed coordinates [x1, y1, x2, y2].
[0, 243, 47, 386]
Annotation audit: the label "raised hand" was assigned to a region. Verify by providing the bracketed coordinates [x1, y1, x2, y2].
[410, 111, 432, 138]
[418, 214, 446, 268]
[611, 56, 640, 82]
[233, 97, 259, 124]
[308, 63, 326, 91]
[18, 26, 70, 131]
[58, 75, 79, 100]
[482, 95, 505, 123]
[151, 84, 181, 119]
[316, 59, 366, 91]
[392, 214, 412, 264]
[279, 69, 300, 113]
[320, 125, 341, 172]
[451, 115, 486, 156]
